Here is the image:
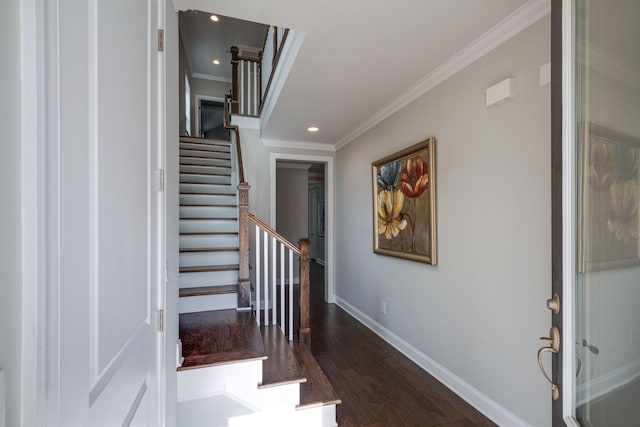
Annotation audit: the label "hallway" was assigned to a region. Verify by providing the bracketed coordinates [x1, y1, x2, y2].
[308, 263, 495, 426]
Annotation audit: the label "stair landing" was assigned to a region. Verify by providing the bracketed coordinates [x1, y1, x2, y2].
[178, 309, 266, 370]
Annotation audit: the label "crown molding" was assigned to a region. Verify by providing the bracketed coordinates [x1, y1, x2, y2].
[262, 138, 337, 152]
[191, 73, 232, 83]
[335, 0, 551, 150]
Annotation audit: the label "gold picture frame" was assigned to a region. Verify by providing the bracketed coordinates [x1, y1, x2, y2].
[578, 123, 640, 272]
[372, 138, 437, 264]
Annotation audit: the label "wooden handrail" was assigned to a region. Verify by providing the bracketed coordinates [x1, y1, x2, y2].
[223, 94, 244, 184]
[259, 29, 289, 115]
[248, 214, 301, 254]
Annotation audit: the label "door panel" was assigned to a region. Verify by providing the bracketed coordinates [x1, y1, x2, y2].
[53, 0, 162, 424]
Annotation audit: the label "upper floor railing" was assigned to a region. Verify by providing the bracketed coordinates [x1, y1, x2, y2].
[230, 26, 290, 117]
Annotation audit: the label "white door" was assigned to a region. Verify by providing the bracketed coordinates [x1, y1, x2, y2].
[549, 1, 640, 425]
[49, 0, 164, 424]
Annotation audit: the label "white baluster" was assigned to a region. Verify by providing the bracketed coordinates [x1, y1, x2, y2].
[238, 61, 245, 114]
[253, 61, 258, 115]
[263, 230, 269, 325]
[289, 249, 293, 340]
[255, 226, 260, 327]
[280, 243, 285, 335]
[272, 237, 276, 325]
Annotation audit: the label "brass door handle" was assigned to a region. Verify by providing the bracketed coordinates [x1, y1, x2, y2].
[537, 326, 560, 400]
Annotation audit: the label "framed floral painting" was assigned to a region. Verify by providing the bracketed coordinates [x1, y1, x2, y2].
[372, 138, 437, 264]
[578, 123, 640, 272]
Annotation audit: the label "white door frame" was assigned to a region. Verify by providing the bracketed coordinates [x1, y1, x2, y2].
[270, 153, 336, 303]
[194, 94, 224, 138]
[561, 0, 578, 424]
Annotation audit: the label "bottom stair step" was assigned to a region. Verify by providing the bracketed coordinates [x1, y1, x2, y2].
[178, 394, 252, 427]
[259, 325, 306, 389]
[293, 343, 342, 410]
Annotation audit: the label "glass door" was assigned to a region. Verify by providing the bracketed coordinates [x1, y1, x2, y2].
[560, 0, 640, 425]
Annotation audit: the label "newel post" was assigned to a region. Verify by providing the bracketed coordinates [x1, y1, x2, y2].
[237, 182, 251, 309]
[230, 46, 239, 114]
[299, 238, 311, 346]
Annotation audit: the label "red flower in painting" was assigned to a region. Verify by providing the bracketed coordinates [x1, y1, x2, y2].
[400, 156, 429, 198]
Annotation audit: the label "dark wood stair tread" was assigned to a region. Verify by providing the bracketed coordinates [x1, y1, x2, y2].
[180, 264, 239, 273]
[179, 231, 238, 236]
[179, 136, 230, 145]
[179, 285, 237, 297]
[293, 343, 342, 409]
[180, 155, 231, 160]
[180, 247, 239, 253]
[180, 142, 231, 153]
[180, 217, 237, 221]
[259, 326, 306, 389]
[179, 172, 231, 177]
[178, 309, 266, 370]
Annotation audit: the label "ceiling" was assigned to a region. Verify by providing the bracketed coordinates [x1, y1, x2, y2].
[177, 0, 544, 147]
[179, 11, 268, 81]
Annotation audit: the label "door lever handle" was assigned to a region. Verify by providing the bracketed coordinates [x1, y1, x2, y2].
[537, 326, 560, 400]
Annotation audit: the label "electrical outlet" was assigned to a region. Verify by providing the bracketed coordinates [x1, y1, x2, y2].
[381, 301, 387, 314]
[630, 330, 636, 345]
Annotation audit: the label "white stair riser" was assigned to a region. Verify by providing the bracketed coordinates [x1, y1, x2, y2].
[180, 164, 231, 174]
[180, 234, 239, 248]
[180, 206, 238, 219]
[179, 293, 237, 313]
[180, 220, 238, 234]
[180, 270, 239, 286]
[180, 166, 231, 177]
[180, 142, 231, 150]
[178, 395, 252, 427]
[180, 183, 236, 195]
[177, 361, 262, 402]
[180, 251, 239, 267]
[181, 158, 232, 168]
[180, 193, 236, 204]
[180, 149, 231, 160]
[179, 173, 234, 185]
[180, 175, 232, 186]
[229, 405, 337, 427]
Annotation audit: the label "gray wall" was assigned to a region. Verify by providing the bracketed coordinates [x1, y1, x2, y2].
[276, 167, 309, 244]
[0, 0, 23, 425]
[335, 17, 551, 426]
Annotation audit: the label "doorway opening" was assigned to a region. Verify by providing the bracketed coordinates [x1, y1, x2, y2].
[195, 96, 228, 139]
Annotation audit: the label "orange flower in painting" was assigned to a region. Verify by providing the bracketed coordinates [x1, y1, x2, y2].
[400, 155, 429, 198]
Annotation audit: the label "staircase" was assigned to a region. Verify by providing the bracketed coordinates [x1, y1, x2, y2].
[179, 136, 240, 313]
[178, 310, 340, 427]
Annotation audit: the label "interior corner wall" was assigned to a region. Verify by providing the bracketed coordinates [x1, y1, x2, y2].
[165, 3, 180, 426]
[335, 16, 551, 427]
[0, 0, 23, 425]
[276, 168, 309, 244]
[178, 34, 190, 136]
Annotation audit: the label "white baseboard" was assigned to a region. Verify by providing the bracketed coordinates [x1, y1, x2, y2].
[577, 358, 640, 405]
[334, 296, 531, 427]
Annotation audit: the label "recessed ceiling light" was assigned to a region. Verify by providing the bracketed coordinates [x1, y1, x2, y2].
[212, 59, 220, 65]
[307, 126, 319, 132]
[210, 15, 219, 22]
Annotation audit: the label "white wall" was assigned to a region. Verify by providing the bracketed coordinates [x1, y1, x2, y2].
[335, 17, 551, 427]
[0, 0, 23, 425]
[276, 167, 309, 244]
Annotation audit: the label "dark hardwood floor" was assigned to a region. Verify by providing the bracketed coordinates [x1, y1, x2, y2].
[308, 262, 496, 427]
